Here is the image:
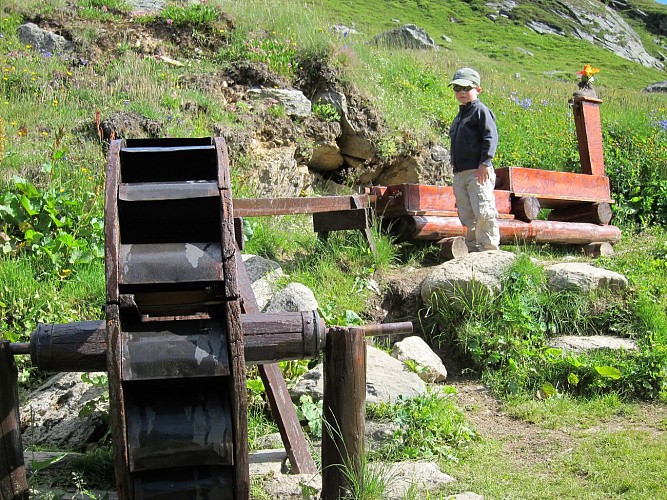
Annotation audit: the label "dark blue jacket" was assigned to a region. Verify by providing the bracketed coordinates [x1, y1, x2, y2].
[449, 99, 498, 173]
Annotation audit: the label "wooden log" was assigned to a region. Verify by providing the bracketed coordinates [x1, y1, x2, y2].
[511, 196, 540, 222]
[581, 242, 615, 257]
[0, 341, 29, 500]
[401, 216, 622, 245]
[313, 208, 368, 232]
[322, 327, 366, 500]
[23, 312, 326, 373]
[30, 321, 107, 372]
[547, 202, 612, 225]
[437, 236, 468, 260]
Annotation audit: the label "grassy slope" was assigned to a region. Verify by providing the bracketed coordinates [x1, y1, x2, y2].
[313, 0, 667, 89]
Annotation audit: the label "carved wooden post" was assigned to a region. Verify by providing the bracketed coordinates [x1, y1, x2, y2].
[322, 327, 366, 500]
[573, 96, 605, 176]
[0, 341, 29, 500]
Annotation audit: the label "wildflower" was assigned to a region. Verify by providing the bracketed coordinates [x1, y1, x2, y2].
[167, 18, 173, 26]
[52, 99, 58, 106]
[576, 65, 600, 83]
[101, 5, 107, 12]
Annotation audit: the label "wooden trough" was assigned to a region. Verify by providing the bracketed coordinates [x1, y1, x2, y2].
[370, 95, 621, 256]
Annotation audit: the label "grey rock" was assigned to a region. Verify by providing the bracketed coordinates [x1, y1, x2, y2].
[549, 335, 637, 352]
[248, 88, 312, 117]
[20, 372, 108, 451]
[392, 336, 447, 383]
[17, 23, 74, 58]
[372, 24, 440, 50]
[242, 254, 285, 310]
[643, 81, 667, 93]
[545, 262, 628, 292]
[265, 282, 319, 313]
[291, 345, 427, 404]
[383, 461, 456, 499]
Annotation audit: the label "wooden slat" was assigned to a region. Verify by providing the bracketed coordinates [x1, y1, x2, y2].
[573, 96, 605, 176]
[121, 320, 231, 381]
[119, 181, 219, 201]
[126, 381, 234, 472]
[233, 195, 369, 217]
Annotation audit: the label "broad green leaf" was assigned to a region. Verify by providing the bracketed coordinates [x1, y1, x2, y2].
[595, 365, 622, 379]
[541, 382, 558, 398]
[567, 372, 579, 386]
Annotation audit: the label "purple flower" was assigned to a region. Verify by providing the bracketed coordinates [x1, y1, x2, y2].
[659, 119, 667, 132]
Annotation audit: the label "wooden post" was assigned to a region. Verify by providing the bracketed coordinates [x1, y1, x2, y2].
[0, 341, 29, 500]
[573, 96, 605, 176]
[322, 327, 366, 500]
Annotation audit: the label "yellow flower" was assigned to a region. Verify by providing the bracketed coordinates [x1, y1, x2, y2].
[52, 99, 58, 106]
[577, 65, 600, 79]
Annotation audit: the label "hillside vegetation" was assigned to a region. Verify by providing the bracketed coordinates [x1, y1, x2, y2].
[1, 0, 667, 497]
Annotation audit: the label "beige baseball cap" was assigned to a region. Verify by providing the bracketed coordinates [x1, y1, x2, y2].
[449, 67, 481, 87]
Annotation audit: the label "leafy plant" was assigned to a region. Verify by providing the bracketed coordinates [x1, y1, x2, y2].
[312, 103, 340, 122]
[366, 389, 477, 462]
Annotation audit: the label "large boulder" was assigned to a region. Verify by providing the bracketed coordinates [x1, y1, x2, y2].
[421, 251, 518, 308]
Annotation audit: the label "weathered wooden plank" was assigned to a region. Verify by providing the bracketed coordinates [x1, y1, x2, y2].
[370, 184, 513, 217]
[133, 466, 234, 500]
[495, 167, 612, 205]
[233, 195, 369, 217]
[105, 139, 123, 305]
[573, 96, 605, 176]
[121, 320, 231, 381]
[321, 327, 366, 500]
[215, 136, 250, 499]
[119, 243, 224, 285]
[0, 341, 28, 500]
[106, 304, 132, 500]
[126, 380, 234, 472]
[313, 208, 368, 232]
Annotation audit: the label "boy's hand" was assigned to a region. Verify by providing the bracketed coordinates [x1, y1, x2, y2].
[477, 163, 490, 183]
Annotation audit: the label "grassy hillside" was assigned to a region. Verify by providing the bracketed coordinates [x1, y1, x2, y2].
[2, 0, 667, 497]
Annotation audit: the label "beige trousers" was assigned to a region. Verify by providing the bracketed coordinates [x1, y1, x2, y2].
[453, 168, 500, 251]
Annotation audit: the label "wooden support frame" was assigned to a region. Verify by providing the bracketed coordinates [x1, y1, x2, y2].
[0, 341, 29, 500]
[233, 194, 376, 253]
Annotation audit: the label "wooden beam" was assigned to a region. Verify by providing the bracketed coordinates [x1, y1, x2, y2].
[233, 195, 369, 217]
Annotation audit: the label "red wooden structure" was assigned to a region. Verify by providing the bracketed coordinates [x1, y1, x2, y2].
[371, 95, 621, 252]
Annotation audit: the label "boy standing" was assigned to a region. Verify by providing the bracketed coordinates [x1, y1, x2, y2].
[448, 67, 500, 252]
